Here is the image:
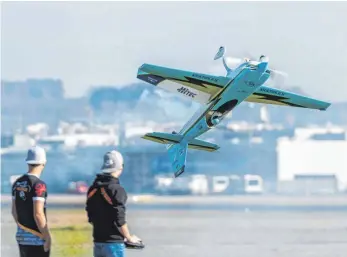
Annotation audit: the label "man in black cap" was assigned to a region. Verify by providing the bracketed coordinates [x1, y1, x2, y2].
[11, 146, 51, 257]
[86, 150, 141, 257]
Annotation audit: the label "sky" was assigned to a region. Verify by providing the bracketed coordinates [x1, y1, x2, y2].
[1, 1, 347, 102]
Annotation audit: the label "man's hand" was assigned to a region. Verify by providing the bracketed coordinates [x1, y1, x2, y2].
[126, 235, 141, 243]
[120, 223, 141, 243]
[43, 234, 51, 252]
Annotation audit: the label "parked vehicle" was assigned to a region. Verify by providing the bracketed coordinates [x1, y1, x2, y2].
[67, 181, 88, 194]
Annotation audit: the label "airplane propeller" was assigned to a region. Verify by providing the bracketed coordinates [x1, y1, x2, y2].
[268, 68, 288, 78]
[242, 51, 288, 79]
[214, 46, 288, 81]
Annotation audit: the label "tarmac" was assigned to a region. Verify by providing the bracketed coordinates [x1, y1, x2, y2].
[1, 203, 347, 257]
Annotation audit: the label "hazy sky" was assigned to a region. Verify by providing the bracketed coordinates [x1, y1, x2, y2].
[2, 1, 347, 102]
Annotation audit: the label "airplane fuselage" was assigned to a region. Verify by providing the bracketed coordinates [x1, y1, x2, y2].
[168, 60, 271, 150]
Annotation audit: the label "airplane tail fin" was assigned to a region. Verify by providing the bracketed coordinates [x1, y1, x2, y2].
[142, 132, 220, 177]
[168, 142, 188, 178]
[214, 46, 232, 73]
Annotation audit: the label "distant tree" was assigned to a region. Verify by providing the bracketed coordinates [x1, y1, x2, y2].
[88, 83, 155, 111]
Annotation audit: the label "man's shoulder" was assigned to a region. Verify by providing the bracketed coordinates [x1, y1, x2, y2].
[31, 178, 47, 198]
[12, 174, 25, 186]
[107, 182, 125, 190]
[107, 182, 126, 195]
[12, 174, 35, 187]
[20, 174, 46, 184]
[14, 174, 28, 182]
[31, 177, 47, 187]
[11, 175, 26, 192]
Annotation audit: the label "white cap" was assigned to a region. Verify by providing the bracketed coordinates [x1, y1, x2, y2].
[101, 150, 124, 173]
[25, 145, 47, 165]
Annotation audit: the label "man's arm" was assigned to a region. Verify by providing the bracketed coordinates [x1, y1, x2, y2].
[113, 187, 130, 239]
[11, 184, 18, 223]
[119, 223, 132, 240]
[11, 199, 18, 223]
[113, 187, 140, 242]
[33, 182, 51, 251]
[33, 200, 51, 239]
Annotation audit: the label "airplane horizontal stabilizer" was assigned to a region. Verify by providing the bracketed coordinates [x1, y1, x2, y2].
[142, 132, 183, 144]
[188, 138, 220, 152]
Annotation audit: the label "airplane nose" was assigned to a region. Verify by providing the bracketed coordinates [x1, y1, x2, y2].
[258, 55, 269, 71]
[258, 61, 268, 71]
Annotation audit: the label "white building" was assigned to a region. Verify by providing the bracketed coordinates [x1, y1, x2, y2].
[40, 133, 119, 148]
[293, 126, 346, 140]
[277, 128, 347, 194]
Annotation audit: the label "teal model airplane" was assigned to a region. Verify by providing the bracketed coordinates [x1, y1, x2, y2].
[136, 46, 331, 177]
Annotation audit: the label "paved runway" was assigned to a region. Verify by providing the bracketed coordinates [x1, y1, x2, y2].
[2, 206, 347, 257]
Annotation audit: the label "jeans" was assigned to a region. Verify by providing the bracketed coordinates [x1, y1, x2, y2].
[94, 243, 125, 257]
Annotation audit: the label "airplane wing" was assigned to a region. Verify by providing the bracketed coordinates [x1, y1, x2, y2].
[245, 85, 331, 111]
[137, 63, 230, 104]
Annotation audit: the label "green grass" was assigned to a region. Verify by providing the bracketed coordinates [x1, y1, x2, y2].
[51, 224, 93, 256]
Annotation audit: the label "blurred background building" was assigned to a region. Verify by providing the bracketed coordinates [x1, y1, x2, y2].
[1, 79, 346, 196]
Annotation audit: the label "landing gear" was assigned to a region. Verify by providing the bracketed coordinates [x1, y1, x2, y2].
[206, 112, 222, 127]
[206, 99, 239, 128]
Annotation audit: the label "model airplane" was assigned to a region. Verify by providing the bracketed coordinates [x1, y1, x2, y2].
[136, 46, 331, 178]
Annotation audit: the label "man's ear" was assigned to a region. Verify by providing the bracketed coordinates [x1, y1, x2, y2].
[115, 170, 122, 177]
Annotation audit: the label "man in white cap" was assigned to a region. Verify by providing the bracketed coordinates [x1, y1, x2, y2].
[86, 150, 141, 257]
[11, 145, 52, 257]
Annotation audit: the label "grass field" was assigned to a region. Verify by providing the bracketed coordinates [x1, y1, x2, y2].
[48, 210, 93, 257]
